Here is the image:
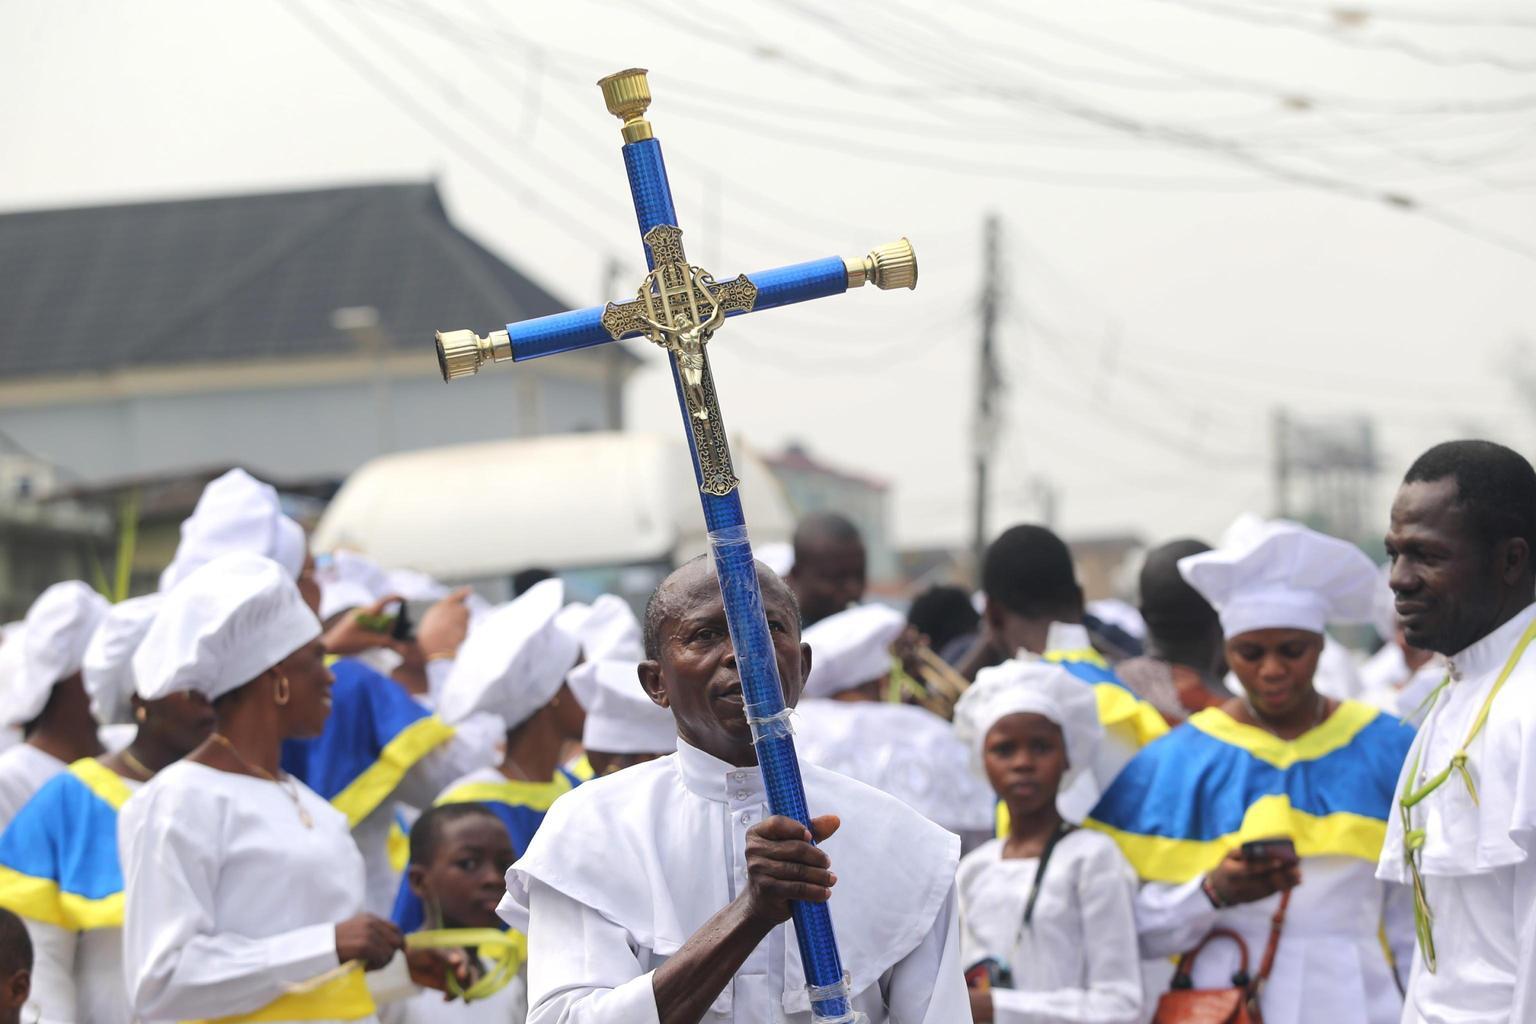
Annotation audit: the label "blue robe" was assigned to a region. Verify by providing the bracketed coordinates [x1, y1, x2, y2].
[1086, 700, 1415, 882]
[0, 758, 131, 931]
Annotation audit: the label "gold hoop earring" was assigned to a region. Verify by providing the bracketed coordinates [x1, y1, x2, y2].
[273, 674, 291, 707]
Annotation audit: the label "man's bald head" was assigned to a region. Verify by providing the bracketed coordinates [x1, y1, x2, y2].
[644, 555, 801, 660]
[638, 554, 809, 767]
[787, 513, 866, 626]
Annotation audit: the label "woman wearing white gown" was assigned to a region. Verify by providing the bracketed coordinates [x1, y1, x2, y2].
[1087, 522, 1417, 1024]
[118, 553, 468, 1024]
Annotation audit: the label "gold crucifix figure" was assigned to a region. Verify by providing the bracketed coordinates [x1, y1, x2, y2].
[601, 225, 757, 494]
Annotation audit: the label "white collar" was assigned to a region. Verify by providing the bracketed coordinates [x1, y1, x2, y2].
[1446, 601, 1536, 682]
[673, 738, 766, 805]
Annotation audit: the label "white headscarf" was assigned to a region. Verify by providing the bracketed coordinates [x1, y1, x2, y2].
[1179, 520, 1378, 639]
[568, 660, 676, 755]
[3, 582, 110, 728]
[952, 658, 1103, 793]
[574, 595, 644, 666]
[802, 603, 906, 699]
[160, 469, 307, 591]
[82, 593, 163, 725]
[437, 579, 578, 728]
[134, 553, 321, 702]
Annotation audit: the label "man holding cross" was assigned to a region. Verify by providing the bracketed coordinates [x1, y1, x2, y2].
[498, 557, 968, 1023]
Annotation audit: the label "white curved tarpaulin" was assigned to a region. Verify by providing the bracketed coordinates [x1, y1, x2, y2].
[312, 432, 794, 579]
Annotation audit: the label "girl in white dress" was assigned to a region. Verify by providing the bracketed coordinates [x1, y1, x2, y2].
[954, 659, 1143, 1024]
[118, 552, 470, 1024]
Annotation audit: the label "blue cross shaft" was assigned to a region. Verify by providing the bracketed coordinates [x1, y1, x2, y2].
[616, 137, 854, 1022]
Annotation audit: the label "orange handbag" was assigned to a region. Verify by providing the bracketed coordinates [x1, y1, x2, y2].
[1152, 890, 1289, 1024]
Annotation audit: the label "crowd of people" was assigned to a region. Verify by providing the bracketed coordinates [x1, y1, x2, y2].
[0, 437, 1531, 1024]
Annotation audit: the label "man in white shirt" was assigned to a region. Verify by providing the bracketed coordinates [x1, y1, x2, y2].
[501, 556, 968, 1023]
[1378, 439, 1536, 1024]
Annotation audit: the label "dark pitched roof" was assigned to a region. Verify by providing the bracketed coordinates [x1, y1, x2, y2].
[0, 182, 614, 378]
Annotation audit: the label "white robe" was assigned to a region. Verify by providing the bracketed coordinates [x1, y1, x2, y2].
[1378, 603, 1536, 1024]
[792, 699, 995, 833]
[1138, 856, 1411, 1024]
[0, 743, 65, 833]
[957, 833, 1142, 1024]
[118, 760, 415, 1023]
[500, 740, 968, 1023]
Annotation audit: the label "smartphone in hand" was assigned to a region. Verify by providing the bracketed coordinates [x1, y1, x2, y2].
[1240, 837, 1298, 865]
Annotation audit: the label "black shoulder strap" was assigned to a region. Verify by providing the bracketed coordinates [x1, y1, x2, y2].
[1022, 821, 1077, 927]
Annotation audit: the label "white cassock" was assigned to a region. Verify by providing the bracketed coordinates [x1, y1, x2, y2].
[1378, 603, 1536, 1024]
[499, 740, 968, 1023]
[119, 760, 416, 1023]
[1138, 856, 1412, 1024]
[0, 744, 66, 833]
[957, 833, 1142, 1024]
[792, 699, 995, 834]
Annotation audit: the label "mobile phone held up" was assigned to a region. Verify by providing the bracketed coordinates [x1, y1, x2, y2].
[1240, 837, 1298, 865]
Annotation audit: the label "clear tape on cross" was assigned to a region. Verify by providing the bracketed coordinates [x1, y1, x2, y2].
[706, 524, 798, 744]
[805, 974, 868, 1024]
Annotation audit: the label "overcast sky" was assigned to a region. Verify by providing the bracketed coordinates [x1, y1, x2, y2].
[3, 0, 1533, 550]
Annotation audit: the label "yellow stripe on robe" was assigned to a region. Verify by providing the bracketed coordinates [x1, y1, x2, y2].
[0, 863, 125, 931]
[1083, 792, 1390, 884]
[331, 716, 457, 828]
[187, 968, 374, 1023]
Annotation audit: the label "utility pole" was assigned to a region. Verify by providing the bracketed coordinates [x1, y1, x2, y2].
[1272, 406, 1291, 520]
[972, 214, 1002, 580]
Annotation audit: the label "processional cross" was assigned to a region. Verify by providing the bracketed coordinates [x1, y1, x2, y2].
[434, 69, 916, 1023]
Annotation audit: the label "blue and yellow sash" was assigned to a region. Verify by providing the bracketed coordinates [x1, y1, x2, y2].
[390, 768, 580, 931]
[0, 758, 131, 931]
[1086, 700, 1415, 883]
[282, 659, 456, 827]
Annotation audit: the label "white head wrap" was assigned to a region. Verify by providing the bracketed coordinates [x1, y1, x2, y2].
[802, 603, 906, 699]
[82, 593, 163, 725]
[1179, 521, 1379, 640]
[574, 595, 644, 666]
[134, 553, 321, 702]
[952, 658, 1103, 793]
[160, 469, 307, 591]
[316, 549, 391, 622]
[437, 578, 579, 728]
[3, 582, 111, 728]
[568, 660, 677, 755]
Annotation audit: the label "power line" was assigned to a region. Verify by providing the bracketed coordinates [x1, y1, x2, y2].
[1142, 0, 1536, 72]
[276, 0, 618, 254]
[762, 0, 1536, 261]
